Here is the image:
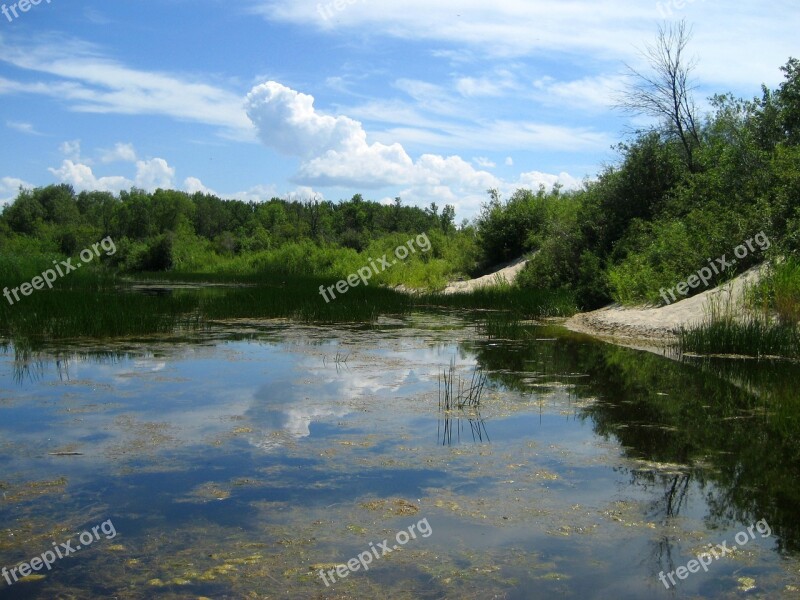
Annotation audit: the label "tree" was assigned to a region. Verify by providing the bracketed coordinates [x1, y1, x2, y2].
[620, 20, 702, 171]
[777, 58, 800, 145]
[3, 189, 45, 235]
[441, 205, 456, 234]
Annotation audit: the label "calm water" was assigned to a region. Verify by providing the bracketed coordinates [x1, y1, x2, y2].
[1, 312, 799, 598]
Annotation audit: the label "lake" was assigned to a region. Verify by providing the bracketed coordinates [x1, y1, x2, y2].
[1, 311, 799, 598]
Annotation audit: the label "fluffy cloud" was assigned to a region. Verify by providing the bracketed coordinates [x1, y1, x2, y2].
[184, 176, 215, 195]
[100, 142, 138, 163]
[48, 157, 176, 193]
[135, 158, 175, 191]
[0, 177, 33, 205]
[245, 80, 578, 211]
[245, 82, 367, 158]
[48, 160, 132, 193]
[59, 140, 82, 162]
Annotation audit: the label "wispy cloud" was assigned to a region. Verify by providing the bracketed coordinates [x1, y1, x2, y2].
[0, 36, 255, 139]
[6, 121, 43, 135]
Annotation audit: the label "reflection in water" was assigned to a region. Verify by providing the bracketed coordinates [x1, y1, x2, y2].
[1, 316, 800, 598]
[470, 331, 800, 554]
[437, 411, 490, 446]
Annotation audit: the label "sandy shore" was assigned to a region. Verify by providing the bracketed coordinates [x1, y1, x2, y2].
[440, 256, 530, 294]
[563, 265, 766, 344]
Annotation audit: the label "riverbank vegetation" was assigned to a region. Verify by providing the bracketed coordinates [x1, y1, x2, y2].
[1, 24, 798, 356]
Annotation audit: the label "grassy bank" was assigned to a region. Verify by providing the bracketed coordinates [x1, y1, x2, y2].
[678, 261, 800, 359]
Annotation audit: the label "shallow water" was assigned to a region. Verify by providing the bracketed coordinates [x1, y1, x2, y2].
[1, 313, 799, 598]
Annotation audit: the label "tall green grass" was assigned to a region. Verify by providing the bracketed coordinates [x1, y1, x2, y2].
[678, 316, 800, 358]
[678, 280, 800, 358]
[419, 287, 577, 319]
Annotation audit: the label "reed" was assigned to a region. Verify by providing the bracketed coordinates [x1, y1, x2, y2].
[678, 288, 800, 358]
[438, 358, 487, 411]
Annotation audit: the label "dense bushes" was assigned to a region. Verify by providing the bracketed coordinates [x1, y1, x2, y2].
[493, 57, 800, 309]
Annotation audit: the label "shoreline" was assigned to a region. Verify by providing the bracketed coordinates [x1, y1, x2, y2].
[561, 264, 767, 353]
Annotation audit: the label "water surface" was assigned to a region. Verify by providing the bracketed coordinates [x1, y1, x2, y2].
[1, 313, 799, 598]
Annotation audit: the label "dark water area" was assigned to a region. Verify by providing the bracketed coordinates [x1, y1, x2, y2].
[1, 313, 799, 598]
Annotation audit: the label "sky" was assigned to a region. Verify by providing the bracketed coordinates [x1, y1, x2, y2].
[0, 0, 797, 220]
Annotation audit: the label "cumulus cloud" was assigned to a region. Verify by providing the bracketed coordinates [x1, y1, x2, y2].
[48, 160, 132, 193]
[245, 80, 578, 210]
[0, 176, 33, 205]
[517, 170, 582, 191]
[100, 142, 137, 163]
[47, 157, 176, 193]
[184, 176, 215, 195]
[229, 184, 279, 203]
[135, 158, 175, 191]
[245, 82, 368, 158]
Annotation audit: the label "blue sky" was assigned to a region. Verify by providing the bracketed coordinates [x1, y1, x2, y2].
[0, 0, 797, 219]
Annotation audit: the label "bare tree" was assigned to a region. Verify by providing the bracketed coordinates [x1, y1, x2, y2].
[619, 20, 702, 171]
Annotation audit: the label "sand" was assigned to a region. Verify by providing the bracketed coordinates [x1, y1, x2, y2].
[563, 264, 767, 343]
[440, 257, 530, 294]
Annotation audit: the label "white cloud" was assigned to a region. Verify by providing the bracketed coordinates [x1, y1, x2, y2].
[456, 70, 518, 98]
[100, 142, 137, 163]
[59, 140, 82, 161]
[505, 156, 514, 166]
[256, 0, 799, 87]
[48, 160, 132, 193]
[184, 176, 215, 195]
[246, 81, 415, 188]
[473, 157, 496, 168]
[6, 121, 42, 135]
[0, 37, 254, 139]
[284, 186, 323, 202]
[533, 75, 625, 110]
[516, 170, 582, 191]
[246, 80, 580, 215]
[245, 81, 369, 158]
[0, 177, 33, 205]
[135, 158, 175, 191]
[228, 184, 279, 203]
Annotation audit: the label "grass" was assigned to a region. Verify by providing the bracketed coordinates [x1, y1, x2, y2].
[678, 281, 800, 359]
[0, 260, 577, 348]
[419, 287, 577, 319]
[678, 316, 800, 358]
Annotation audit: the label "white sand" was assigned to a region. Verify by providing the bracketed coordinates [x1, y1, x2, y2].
[564, 264, 767, 342]
[440, 257, 530, 294]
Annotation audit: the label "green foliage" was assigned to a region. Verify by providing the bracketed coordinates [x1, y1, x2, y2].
[476, 188, 550, 264]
